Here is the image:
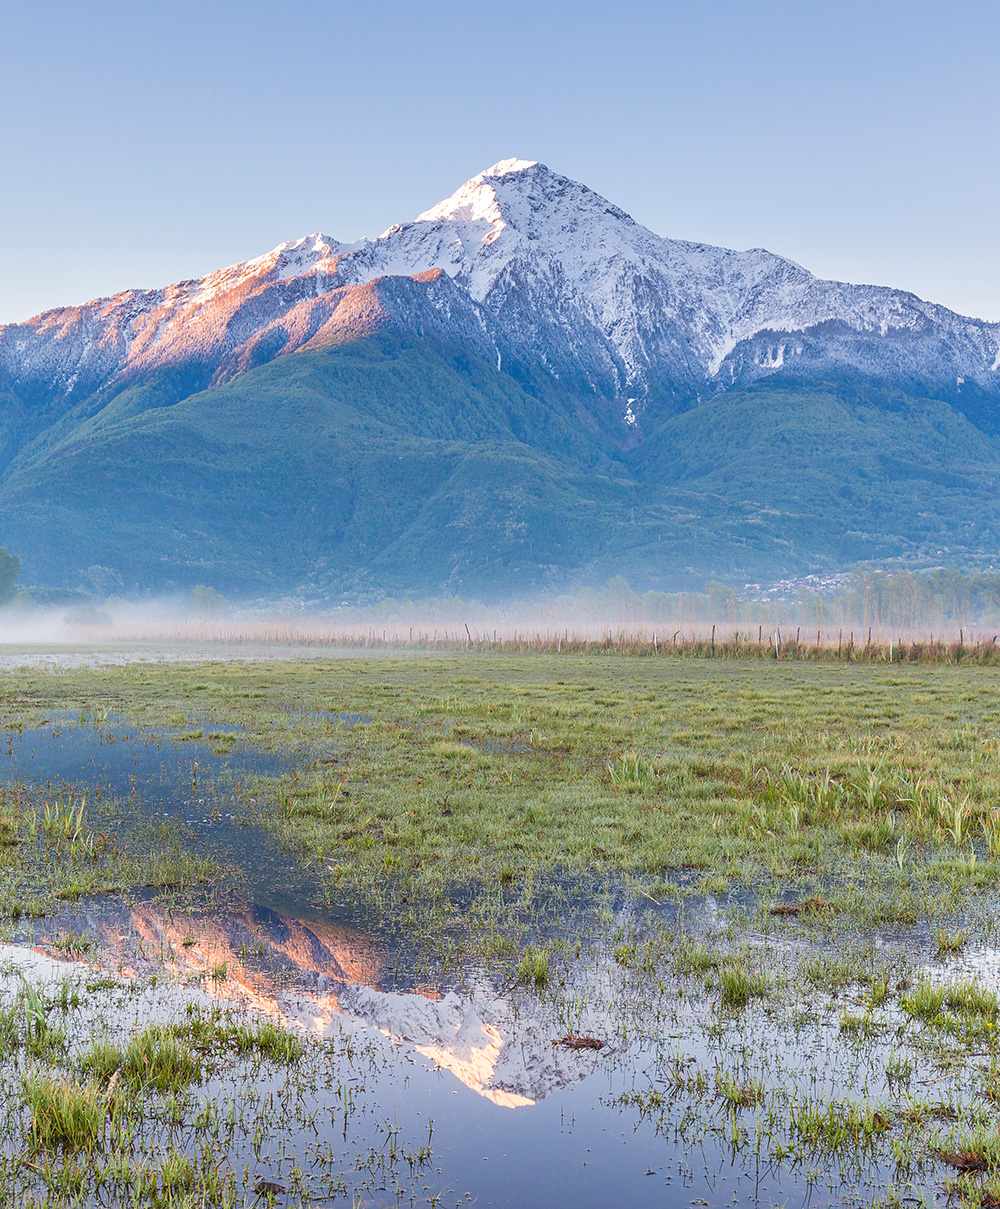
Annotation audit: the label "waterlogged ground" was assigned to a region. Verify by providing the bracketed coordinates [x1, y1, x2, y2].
[0, 643, 387, 670]
[10, 878, 1000, 1208]
[6, 654, 1000, 1205]
[0, 714, 324, 915]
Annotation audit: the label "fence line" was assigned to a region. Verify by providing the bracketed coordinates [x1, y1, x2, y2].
[52, 619, 1000, 664]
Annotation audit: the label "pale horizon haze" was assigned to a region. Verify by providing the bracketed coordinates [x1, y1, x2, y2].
[2, 0, 998, 324]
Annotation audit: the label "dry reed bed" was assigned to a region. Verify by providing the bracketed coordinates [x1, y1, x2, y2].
[63, 618, 1000, 664]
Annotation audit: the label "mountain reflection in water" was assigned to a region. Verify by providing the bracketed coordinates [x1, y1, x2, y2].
[33, 895, 605, 1109]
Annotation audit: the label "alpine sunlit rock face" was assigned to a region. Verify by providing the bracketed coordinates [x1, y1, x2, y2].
[2, 159, 999, 597]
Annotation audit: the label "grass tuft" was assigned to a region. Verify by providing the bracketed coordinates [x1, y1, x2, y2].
[719, 966, 769, 1008]
[22, 1073, 104, 1153]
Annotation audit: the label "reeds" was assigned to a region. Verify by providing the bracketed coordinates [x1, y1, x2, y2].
[718, 966, 770, 1008]
[607, 752, 656, 790]
[58, 613, 1000, 664]
[517, 946, 550, 987]
[21, 1073, 105, 1152]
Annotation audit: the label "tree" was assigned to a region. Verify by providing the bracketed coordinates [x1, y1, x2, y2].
[190, 584, 229, 618]
[706, 580, 736, 622]
[81, 564, 124, 598]
[0, 548, 20, 605]
[601, 576, 636, 605]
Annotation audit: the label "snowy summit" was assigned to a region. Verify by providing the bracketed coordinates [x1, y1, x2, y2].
[2, 158, 999, 422]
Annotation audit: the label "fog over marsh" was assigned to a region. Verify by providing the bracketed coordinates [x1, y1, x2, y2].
[3, 565, 1000, 657]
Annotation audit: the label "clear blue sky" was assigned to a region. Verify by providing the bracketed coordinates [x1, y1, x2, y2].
[2, 0, 998, 323]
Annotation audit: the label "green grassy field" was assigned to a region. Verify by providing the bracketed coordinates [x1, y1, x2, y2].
[7, 653, 1000, 1205]
[4, 652, 1000, 925]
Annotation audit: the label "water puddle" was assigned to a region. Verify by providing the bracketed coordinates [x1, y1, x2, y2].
[13, 891, 880, 1208]
[0, 716, 337, 916]
[279, 705, 373, 728]
[460, 737, 532, 756]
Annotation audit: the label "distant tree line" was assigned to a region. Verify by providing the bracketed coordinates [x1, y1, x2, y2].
[324, 568, 1000, 637]
[2, 546, 998, 636]
[0, 548, 19, 605]
[661, 569, 1000, 632]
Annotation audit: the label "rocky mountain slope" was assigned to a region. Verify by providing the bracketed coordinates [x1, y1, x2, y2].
[1, 160, 998, 596]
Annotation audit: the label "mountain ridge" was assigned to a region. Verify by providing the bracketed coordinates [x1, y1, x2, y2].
[1, 159, 999, 598]
[5, 158, 998, 420]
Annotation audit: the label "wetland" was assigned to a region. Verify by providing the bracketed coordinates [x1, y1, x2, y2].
[4, 652, 1000, 1206]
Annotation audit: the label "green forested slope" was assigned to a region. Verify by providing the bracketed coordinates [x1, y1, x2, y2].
[2, 334, 998, 597]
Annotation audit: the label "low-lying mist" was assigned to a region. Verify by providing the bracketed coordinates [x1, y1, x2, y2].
[3, 568, 1000, 652]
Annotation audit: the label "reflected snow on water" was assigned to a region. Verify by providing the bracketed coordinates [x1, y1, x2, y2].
[13, 878, 961, 1208]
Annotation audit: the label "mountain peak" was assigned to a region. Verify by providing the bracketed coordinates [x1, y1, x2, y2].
[4, 158, 999, 437]
[481, 157, 540, 179]
[415, 159, 544, 228]
[256, 232, 348, 278]
[410, 158, 636, 264]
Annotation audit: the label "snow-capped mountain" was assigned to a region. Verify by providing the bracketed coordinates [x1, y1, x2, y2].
[334, 158, 1000, 404]
[3, 158, 998, 428]
[4, 159, 1000, 598]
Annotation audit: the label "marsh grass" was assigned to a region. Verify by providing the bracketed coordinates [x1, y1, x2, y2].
[11, 982, 69, 1059]
[904, 980, 999, 1020]
[8, 656, 1000, 914]
[607, 751, 656, 791]
[899, 981, 944, 1020]
[899, 979, 1000, 1048]
[517, 946, 550, 987]
[936, 927, 968, 955]
[42, 794, 87, 844]
[2, 980, 425, 1207]
[839, 817, 897, 852]
[802, 956, 860, 992]
[172, 1006, 304, 1064]
[9, 654, 1000, 983]
[77, 1038, 125, 1085]
[714, 1070, 766, 1108]
[119, 1025, 202, 1094]
[718, 966, 769, 1008]
[240, 1018, 304, 1063]
[674, 939, 731, 974]
[22, 1073, 105, 1153]
[934, 1126, 1000, 1209]
[0, 773, 216, 923]
[789, 1099, 893, 1155]
[8, 654, 1000, 1204]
